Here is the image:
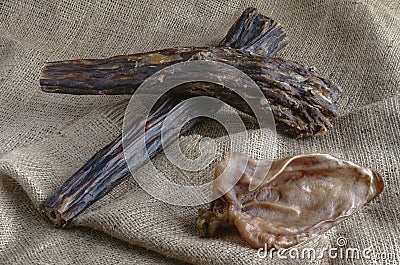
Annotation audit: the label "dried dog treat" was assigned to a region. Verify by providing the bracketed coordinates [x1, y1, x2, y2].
[40, 8, 340, 138]
[41, 95, 220, 226]
[197, 153, 384, 249]
[40, 8, 287, 93]
[40, 7, 341, 225]
[188, 49, 340, 138]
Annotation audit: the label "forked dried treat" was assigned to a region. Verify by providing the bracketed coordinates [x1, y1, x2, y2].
[197, 153, 384, 249]
[41, 7, 341, 225]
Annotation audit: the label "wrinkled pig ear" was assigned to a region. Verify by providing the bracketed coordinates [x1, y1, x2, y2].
[219, 7, 288, 57]
[202, 153, 384, 250]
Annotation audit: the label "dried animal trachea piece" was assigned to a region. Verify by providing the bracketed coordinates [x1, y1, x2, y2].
[197, 153, 384, 249]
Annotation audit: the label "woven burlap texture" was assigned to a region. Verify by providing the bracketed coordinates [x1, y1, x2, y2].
[1, 0, 399, 264]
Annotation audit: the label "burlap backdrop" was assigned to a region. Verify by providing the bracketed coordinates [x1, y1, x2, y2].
[1, 0, 399, 264]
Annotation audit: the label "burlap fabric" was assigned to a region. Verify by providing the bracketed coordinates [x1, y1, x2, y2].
[1, 0, 399, 264]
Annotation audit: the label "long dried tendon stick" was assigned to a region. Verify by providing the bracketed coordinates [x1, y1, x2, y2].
[40, 8, 340, 138]
[41, 96, 219, 226]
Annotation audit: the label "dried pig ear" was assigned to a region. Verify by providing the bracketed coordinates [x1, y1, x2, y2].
[197, 153, 384, 249]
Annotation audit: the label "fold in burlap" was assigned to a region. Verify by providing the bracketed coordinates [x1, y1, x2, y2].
[1, 0, 399, 264]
